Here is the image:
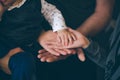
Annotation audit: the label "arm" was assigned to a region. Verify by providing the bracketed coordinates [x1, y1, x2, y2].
[77, 0, 115, 36]
[41, 0, 67, 32]
[63, 28, 108, 68]
[38, 29, 109, 66]
[41, 0, 76, 50]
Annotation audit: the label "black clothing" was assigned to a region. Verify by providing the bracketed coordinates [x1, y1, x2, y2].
[0, 0, 44, 58]
[46, 0, 96, 29]
[0, 0, 42, 46]
[85, 13, 120, 80]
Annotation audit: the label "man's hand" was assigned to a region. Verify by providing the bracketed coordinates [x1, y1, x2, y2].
[37, 49, 73, 62]
[38, 30, 73, 56]
[37, 48, 86, 62]
[47, 28, 90, 49]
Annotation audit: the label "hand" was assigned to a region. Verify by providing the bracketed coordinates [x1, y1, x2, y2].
[37, 49, 86, 62]
[37, 49, 76, 62]
[57, 29, 76, 46]
[47, 28, 90, 49]
[63, 28, 90, 49]
[38, 30, 73, 56]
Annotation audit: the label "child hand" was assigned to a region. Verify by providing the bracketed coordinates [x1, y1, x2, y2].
[57, 29, 76, 46]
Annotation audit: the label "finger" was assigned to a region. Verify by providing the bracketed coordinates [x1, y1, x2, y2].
[54, 49, 67, 55]
[68, 34, 73, 45]
[46, 48, 60, 56]
[63, 49, 73, 54]
[71, 32, 77, 41]
[38, 49, 47, 54]
[38, 52, 48, 59]
[38, 49, 47, 58]
[62, 35, 66, 46]
[64, 34, 68, 46]
[47, 42, 64, 49]
[40, 56, 48, 62]
[46, 56, 59, 62]
[46, 55, 70, 63]
[69, 49, 76, 55]
[57, 35, 61, 43]
[77, 49, 85, 62]
[45, 40, 58, 45]
[38, 52, 51, 62]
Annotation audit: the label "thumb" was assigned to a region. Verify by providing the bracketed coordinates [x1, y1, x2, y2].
[77, 48, 86, 62]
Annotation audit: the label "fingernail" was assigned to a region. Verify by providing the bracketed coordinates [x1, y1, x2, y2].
[81, 58, 85, 62]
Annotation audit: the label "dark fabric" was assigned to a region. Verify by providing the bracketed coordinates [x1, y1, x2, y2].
[0, 0, 43, 58]
[8, 52, 36, 80]
[43, 1, 97, 80]
[0, 0, 43, 46]
[0, 34, 18, 58]
[84, 39, 109, 68]
[46, 0, 96, 29]
[84, 13, 120, 80]
[0, 0, 98, 80]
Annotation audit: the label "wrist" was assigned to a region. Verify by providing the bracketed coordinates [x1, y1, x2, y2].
[82, 38, 90, 49]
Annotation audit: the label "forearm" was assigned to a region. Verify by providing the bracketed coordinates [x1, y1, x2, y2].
[77, 0, 114, 37]
[77, 12, 111, 36]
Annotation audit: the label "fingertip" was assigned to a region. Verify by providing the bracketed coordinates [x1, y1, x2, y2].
[38, 50, 40, 53]
[46, 58, 53, 63]
[37, 54, 41, 58]
[81, 57, 86, 62]
[37, 55, 40, 58]
[40, 58, 46, 62]
[78, 55, 86, 62]
[53, 53, 60, 56]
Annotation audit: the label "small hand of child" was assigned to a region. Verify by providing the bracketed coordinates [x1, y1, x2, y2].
[57, 28, 77, 46]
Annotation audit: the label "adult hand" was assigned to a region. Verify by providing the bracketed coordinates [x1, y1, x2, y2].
[63, 28, 90, 49]
[45, 28, 87, 62]
[47, 28, 90, 49]
[37, 48, 86, 62]
[37, 49, 76, 62]
[38, 30, 73, 56]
